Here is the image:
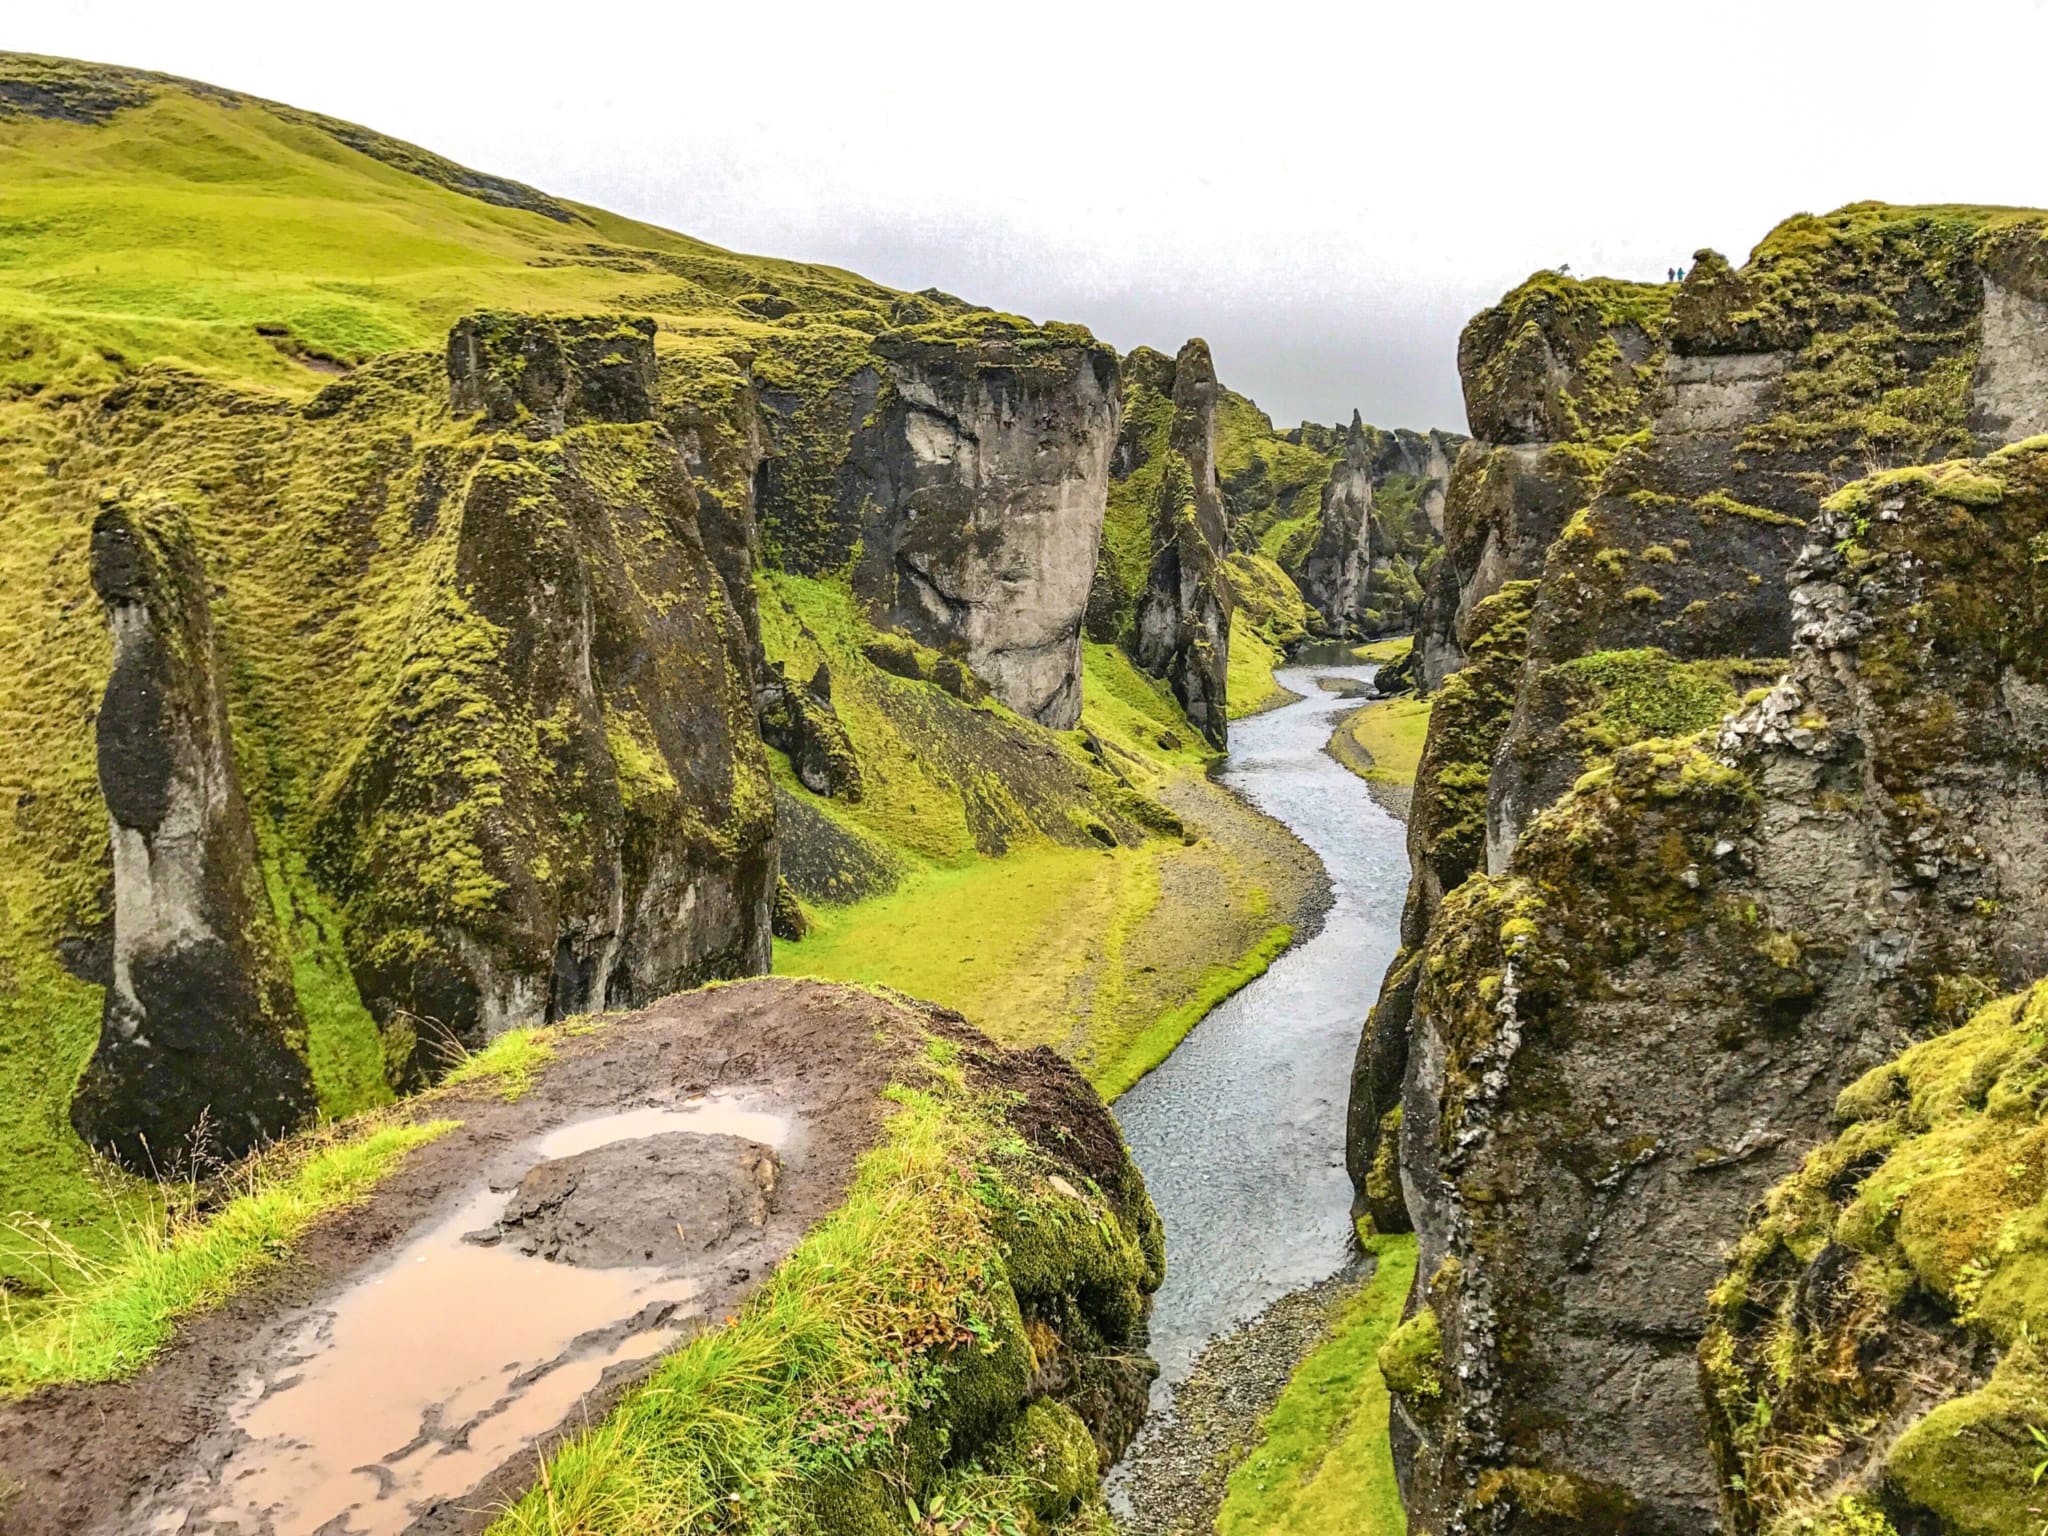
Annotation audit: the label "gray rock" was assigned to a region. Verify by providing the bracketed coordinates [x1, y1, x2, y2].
[1133, 340, 1232, 749]
[844, 323, 1120, 728]
[70, 502, 317, 1171]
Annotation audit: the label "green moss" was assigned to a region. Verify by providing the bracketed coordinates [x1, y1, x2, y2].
[1214, 388, 1338, 551]
[1554, 648, 1757, 751]
[1706, 983, 2048, 1530]
[1377, 1304, 1444, 1402]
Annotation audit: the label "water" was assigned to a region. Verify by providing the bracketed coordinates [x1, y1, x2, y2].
[1115, 660, 1407, 1392]
[148, 1097, 789, 1536]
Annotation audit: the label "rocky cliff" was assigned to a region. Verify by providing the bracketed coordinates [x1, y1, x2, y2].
[1086, 340, 1236, 747]
[1412, 269, 1670, 692]
[1293, 416, 1464, 639]
[0, 52, 1217, 1266]
[1358, 204, 2048, 1535]
[804, 316, 1120, 729]
[1133, 340, 1235, 748]
[71, 503, 316, 1168]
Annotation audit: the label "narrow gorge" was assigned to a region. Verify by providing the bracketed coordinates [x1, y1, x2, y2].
[1, 46, 2046, 1536]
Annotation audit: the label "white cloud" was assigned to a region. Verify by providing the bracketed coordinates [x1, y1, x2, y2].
[14, 0, 2048, 429]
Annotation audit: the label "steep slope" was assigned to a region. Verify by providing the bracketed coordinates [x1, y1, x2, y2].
[1357, 205, 2048, 1534]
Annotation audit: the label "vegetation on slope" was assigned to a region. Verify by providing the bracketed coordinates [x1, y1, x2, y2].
[1704, 981, 2048, 1536]
[761, 569, 1305, 1098]
[1216, 1233, 1418, 1536]
[0, 1117, 453, 1393]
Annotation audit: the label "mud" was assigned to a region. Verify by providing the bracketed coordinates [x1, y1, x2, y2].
[0, 979, 918, 1536]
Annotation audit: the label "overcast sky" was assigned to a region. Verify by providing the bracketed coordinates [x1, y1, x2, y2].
[17, 0, 2048, 431]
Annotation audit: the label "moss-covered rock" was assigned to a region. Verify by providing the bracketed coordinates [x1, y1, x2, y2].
[1705, 983, 2048, 1536]
[70, 500, 316, 1169]
[1130, 341, 1234, 749]
[1388, 434, 2048, 1533]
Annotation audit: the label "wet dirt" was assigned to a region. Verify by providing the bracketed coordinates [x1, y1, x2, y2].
[0, 980, 920, 1536]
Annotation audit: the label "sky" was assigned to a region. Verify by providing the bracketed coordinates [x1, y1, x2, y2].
[15, 0, 2048, 432]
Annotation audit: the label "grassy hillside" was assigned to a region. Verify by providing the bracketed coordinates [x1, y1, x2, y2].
[0, 53, 912, 401]
[0, 53, 1312, 1292]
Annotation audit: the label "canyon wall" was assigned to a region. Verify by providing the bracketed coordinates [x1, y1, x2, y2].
[1088, 340, 1236, 748]
[839, 321, 1121, 730]
[1360, 205, 2048, 1535]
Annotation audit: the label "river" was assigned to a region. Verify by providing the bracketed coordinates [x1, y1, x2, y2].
[1114, 655, 1409, 1394]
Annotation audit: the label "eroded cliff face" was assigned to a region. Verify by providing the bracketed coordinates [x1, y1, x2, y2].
[1414, 271, 1669, 693]
[325, 315, 776, 1061]
[1295, 414, 1377, 635]
[1350, 269, 1668, 1217]
[752, 309, 1118, 730]
[842, 324, 1120, 729]
[1133, 339, 1234, 748]
[1697, 447, 2048, 1536]
[1359, 204, 2048, 1535]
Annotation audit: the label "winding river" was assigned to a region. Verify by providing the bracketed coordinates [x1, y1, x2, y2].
[1115, 655, 1409, 1393]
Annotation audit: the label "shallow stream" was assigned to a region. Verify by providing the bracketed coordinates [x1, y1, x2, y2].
[1114, 657, 1408, 1392]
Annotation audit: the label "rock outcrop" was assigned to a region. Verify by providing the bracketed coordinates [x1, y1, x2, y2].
[754, 312, 1118, 729]
[1413, 270, 1669, 692]
[38, 314, 778, 1170]
[1359, 205, 2048, 1535]
[3, 979, 1164, 1536]
[70, 503, 316, 1170]
[326, 314, 775, 1063]
[1296, 417, 1463, 639]
[1133, 340, 1234, 749]
[1294, 413, 1376, 635]
[1350, 269, 1669, 1215]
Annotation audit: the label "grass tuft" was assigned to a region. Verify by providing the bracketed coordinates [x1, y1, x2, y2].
[1216, 1233, 1418, 1536]
[0, 1117, 454, 1395]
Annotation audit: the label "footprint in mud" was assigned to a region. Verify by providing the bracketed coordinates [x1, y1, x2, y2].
[140, 1099, 790, 1536]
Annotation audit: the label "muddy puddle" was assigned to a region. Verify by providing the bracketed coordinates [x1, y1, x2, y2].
[145, 1096, 789, 1536]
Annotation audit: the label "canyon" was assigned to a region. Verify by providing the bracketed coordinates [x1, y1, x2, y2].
[2, 47, 2046, 1536]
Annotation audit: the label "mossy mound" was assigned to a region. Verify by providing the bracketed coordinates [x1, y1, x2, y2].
[1705, 982, 2048, 1536]
[491, 1003, 1164, 1536]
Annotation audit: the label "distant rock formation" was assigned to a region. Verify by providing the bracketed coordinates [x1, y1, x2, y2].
[1133, 339, 1233, 749]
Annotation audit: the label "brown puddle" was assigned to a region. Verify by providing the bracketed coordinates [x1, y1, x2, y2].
[144, 1097, 789, 1536]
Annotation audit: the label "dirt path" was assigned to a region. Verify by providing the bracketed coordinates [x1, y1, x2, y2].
[0, 980, 917, 1536]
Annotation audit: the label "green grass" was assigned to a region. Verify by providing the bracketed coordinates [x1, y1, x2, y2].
[1088, 922, 1294, 1102]
[773, 634, 1306, 1099]
[1330, 698, 1433, 788]
[1229, 612, 1300, 719]
[1351, 635, 1412, 665]
[1216, 1234, 1417, 1536]
[777, 845, 1149, 1057]
[0, 1117, 454, 1394]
